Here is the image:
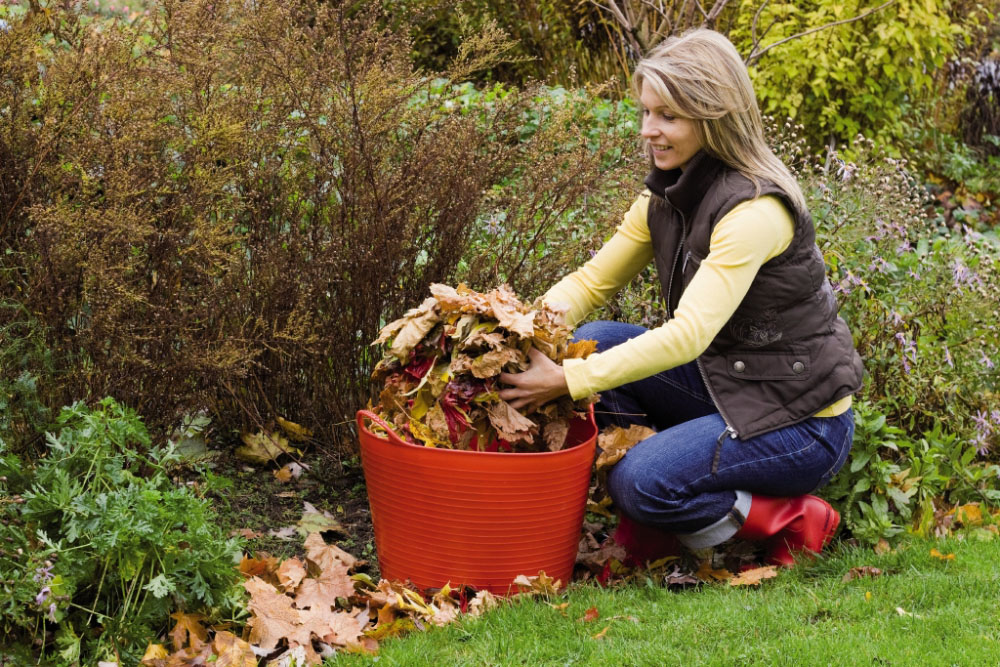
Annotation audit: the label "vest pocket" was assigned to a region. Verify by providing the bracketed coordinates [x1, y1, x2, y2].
[725, 345, 811, 380]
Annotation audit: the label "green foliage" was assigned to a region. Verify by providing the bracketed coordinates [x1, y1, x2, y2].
[733, 0, 962, 149]
[824, 401, 1000, 544]
[0, 398, 243, 664]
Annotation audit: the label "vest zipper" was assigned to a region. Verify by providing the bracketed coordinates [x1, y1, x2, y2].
[697, 358, 739, 440]
[664, 204, 687, 319]
[668, 201, 739, 439]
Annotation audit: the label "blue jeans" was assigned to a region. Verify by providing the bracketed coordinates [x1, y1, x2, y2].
[577, 321, 854, 548]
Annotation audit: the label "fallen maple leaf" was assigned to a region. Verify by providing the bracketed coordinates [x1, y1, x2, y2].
[295, 559, 355, 610]
[244, 577, 302, 652]
[269, 525, 298, 540]
[236, 429, 298, 464]
[231, 528, 262, 540]
[579, 606, 600, 623]
[841, 566, 884, 582]
[873, 538, 892, 555]
[929, 548, 955, 561]
[140, 643, 168, 664]
[297, 502, 344, 537]
[512, 570, 561, 596]
[467, 590, 499, 617]
[729, 565, 778, 587]
[277, 416, 313, 442]
[592, 625, 610, 640]
[168, 612, 207, 652]
[663, 566, 700, 588]
[695, 560, 733, 583]
[277, 557, 307, 591]
[304, 532, 359, 571]
[595, 424, 657, 472]
[211, 630, 256, 667]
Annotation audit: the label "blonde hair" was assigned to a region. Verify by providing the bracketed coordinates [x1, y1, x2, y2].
[633, 29, 806, 212]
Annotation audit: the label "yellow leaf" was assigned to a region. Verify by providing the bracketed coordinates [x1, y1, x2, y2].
[273, 467, 293, 483]
[929, 548, 955, 561]
[235, 430, 297, 464]
[276, 416, 313, 442]
[695, 560, 733, 582]
[873, 538, 891, 555]
[140, 644, 169, 664]
[865, 591, 872, 601]
[955, 503, 983, 526]
[592, 625, 610, 640]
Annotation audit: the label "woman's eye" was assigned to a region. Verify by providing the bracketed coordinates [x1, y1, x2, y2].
[660, 113, 675, 121]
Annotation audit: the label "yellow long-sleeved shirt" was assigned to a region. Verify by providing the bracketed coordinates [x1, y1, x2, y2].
[545, 191, 850, 417]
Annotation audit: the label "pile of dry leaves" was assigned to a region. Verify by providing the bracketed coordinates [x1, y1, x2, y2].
[141, 532, 511, 666]
[370, 283, 596, 452]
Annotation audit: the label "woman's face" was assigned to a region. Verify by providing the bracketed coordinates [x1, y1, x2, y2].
[639, 80, 702, 171]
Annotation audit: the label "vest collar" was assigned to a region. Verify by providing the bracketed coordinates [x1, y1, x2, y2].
[643, 150, 724, 218]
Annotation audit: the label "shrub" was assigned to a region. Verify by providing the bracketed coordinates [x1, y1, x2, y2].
[0, 397, 243, 664]
[0, 0, 635, 449]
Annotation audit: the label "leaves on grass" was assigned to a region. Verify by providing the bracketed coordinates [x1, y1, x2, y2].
[695, 560, 734, 582]
[729, 565, 778, 587]
[929, 548, 955, 561]
[842, 566, 884, 582]
[370, 284, 597, 452]
[512, 571, 561, 596]
[874, 538, 892, 555]
[578, 606, 600, 623]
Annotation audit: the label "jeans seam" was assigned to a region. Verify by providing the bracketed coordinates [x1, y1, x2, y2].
[650, 372, 714, 406]
[710, 436, 821, 480]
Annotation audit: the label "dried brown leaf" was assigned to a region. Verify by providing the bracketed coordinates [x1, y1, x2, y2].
[211, 631, 256, 667]
[244, 577, 300, 652]
[595, 425, 656, 471]
[841, 566, 884, 582]
[168, 612, 207, 652]
[543, 419, 569, 451]
[729, 565, 778, 586]
[277, 557, 307, 591]
[485, 399, 537, 443]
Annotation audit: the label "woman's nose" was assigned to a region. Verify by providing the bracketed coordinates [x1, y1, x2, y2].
[640, 116, 658, 138]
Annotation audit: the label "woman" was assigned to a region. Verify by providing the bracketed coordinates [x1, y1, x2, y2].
[498, 29, 863, 567]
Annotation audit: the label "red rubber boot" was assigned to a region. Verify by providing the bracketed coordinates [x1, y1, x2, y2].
[734, 494, 840, 567]
[612, 515, 683, 567]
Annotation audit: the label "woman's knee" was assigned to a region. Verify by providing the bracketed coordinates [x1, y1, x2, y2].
[607, 456, 684, 523]
[574, 320, 647, 352]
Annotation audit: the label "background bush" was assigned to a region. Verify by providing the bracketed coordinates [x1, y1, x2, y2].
[0, 0, 637, 449]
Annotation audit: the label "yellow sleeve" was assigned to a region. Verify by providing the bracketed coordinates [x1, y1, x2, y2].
[542, 192, 654, 327]
[562, 195, 795, 399]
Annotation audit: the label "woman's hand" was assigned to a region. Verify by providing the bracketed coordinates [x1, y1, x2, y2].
[498, 347, 569, 414]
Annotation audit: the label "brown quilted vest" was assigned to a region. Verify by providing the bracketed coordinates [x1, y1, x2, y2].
[645, 150, 864, 438]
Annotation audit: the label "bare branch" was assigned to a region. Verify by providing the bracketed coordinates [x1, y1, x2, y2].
[702, 0, 731, 28]
[745, 0, 897, 67]
[589, 0, 645, 56]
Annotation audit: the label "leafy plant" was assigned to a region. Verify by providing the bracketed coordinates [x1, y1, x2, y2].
[0, 398, 243, 664]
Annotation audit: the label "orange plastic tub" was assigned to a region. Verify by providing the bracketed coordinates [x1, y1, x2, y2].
[356, 407, 597, 594]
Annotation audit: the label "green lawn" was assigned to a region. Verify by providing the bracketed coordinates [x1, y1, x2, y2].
[331, 535, 1000, 666]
